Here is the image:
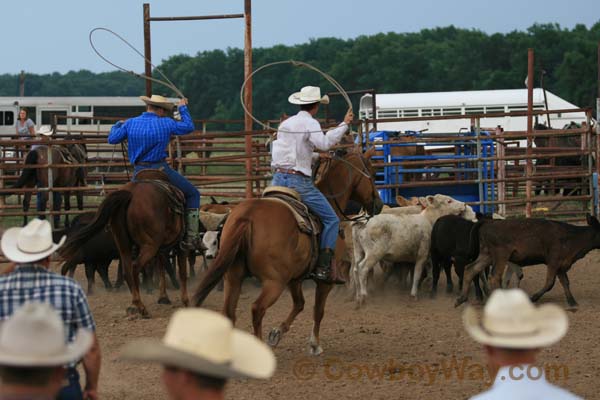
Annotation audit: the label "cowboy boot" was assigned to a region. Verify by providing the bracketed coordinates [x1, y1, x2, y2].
[181, 209, 204, 251]
[312, 248, 345, 285]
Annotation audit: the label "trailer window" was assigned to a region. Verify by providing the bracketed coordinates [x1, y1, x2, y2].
[42, 110, 68, 125]
[0, 111, 14, 126]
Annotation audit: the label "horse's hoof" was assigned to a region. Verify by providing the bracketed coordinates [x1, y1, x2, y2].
[181, 298, 190, 307]
[454, 296, 467, 308]
[158, 297, 172, 305]
[309, 345, 323, 356]
[126, 307, 139, 317]
[141, 309, 151, 319]
[410, 294, 418, 301]
[267, 328, 282, 347]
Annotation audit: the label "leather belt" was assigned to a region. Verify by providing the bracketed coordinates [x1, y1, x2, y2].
[274, 168, 308, 177]
[135, 160, 165, 166]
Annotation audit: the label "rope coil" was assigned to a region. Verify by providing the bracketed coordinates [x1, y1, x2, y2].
[240, 60, 355, 135]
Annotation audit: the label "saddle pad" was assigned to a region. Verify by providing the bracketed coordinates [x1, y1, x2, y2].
[136, 178, 185, 216]
[262, 193, 321, 236]
[262, 186, 301, 201]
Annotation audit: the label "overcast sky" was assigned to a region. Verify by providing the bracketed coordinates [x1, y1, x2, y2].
[2, 0, 598, 75]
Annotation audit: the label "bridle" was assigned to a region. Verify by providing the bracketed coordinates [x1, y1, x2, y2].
[322, 151, 379, 221]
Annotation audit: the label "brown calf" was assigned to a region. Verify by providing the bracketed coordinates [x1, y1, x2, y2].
[455, 215, 600, 308]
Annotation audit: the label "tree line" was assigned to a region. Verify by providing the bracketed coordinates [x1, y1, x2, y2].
[1, 22, 599, 122]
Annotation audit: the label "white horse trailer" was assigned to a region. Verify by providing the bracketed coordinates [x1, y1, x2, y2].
[359, 89, 589, 134]
[0, 96, 159, 136]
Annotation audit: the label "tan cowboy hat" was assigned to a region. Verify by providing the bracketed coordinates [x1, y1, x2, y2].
[1, 219, 66, 263]
[140, 94, 175, 111]
[0, 302, 93, 367]
[288, 86, 330, 105]
[36, 125, 53, 136]
[120, 308, 276, 379]
[463, 289, 568, 349]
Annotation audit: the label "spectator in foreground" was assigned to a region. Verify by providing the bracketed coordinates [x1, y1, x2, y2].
[0, 218, 101, 400]
[0, 302, 93, 399]
[121, 308, 276, 400]
[463, 288, 581, 399]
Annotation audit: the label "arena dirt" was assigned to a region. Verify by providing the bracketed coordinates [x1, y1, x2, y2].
[69, 250, 600, 399]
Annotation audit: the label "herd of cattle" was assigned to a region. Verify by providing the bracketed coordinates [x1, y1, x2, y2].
[54, 193, 600, 310]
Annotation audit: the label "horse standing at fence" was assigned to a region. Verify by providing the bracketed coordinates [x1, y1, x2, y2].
[192, 144, 383, 354]
[7, 128, 87, 228]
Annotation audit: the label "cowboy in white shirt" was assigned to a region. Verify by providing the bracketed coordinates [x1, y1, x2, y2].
[121, 308, 276, 400]
[463, 289, 582, 400]
[270, 86, 353, 284]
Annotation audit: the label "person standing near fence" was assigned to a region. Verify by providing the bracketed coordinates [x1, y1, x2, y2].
[15, 108, 35, 159]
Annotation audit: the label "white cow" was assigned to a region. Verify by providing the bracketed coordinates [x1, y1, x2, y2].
[202, 231, 220, 259]
[351, 194, 476, 306]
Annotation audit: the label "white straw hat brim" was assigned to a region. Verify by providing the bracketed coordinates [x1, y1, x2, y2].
[463, 304, 568, 349]
[121, 329, 276, 379]
[288, 92, 330, 105]
[0, 328, 93, 367]
[140, 96, 175, 111]
[1, 228, 66, 263]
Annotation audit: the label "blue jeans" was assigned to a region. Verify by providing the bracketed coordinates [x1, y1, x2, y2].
[57, 368, 83, 400]
[133, 162, 200, 209]
[271, 172, 339, 250]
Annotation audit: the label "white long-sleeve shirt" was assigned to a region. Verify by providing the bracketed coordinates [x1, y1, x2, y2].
[270, 111, 348, 176]
[470, 365, 581, 400]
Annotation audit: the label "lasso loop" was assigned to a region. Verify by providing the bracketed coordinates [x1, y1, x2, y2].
[89, 27, 185, 99]
[240, 60, 355, 135]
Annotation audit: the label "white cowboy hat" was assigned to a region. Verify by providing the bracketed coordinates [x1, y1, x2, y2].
[139, 94, 175, 111]
[0, 302, 93, 367]
[120, 308, 276, 379]
[463, 289, 568, 349]
[288, 86, 330, 105]
[1, 219, 66, 263]
[36, 125, 53, 136]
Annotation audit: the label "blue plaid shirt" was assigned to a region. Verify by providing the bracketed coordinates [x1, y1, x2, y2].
[0, 264, 96, 346]
[108, 105, 194, 164]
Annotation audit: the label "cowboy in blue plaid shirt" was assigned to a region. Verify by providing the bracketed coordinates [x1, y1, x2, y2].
[0, 219, 101, 400]
[108, 95, 201, 249]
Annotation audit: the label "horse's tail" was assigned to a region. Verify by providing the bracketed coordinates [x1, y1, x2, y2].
[11, 151, 38, 190]
[192, 218, 250, 306]
[60, 190, 132, 260]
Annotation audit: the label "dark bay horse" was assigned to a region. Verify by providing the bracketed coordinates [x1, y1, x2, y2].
[9, 140, 86, 227]
[61, 171, 191, 318]
[192, 145, 383, 355]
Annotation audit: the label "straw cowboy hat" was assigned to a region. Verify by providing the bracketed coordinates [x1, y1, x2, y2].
[288, 86, 330, 105]
[1, 219, 66, 263]
[463, 289, 568, 349]
[0, 302, 92, 367]
[120, 308, 276, 379]
[140, 94, 175, 111]
[36, 125, 54, 136]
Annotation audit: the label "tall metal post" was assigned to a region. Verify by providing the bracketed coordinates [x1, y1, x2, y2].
[244, 0, 253, 198]
[19, 71, 25, 96]
[143, 3, 152, 97]
[525, 48, 534, 218]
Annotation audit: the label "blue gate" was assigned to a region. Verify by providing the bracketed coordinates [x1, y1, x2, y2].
[360, 131, 496, 213]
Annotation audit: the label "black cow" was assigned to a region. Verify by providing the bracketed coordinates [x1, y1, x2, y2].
[57, 212, 120, 294]
[430, 214, 489, 300]
[456, 214, 600, 308]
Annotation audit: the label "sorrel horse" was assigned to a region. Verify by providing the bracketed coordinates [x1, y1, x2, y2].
[9, 139, 87, 227]
[61, 171, 192, 318]
[192, 145, 384, 355]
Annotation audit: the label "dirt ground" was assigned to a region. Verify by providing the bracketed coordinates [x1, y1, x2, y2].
[60, 251, 600, 400]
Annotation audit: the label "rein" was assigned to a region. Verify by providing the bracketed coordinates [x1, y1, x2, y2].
[322, 152, 375, 222]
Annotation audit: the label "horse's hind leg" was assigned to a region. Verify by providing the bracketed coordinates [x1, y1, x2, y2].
[51, 191, 62, 228]
[222, 261, 245, 325]
[251, 279, 285, 341]
[176, 249, 189, 307]
[156, 253, 171, 305]
[22, 192, 32, 226]
[268, 279, 305, 347]
[63, 191, 71, 227]
[310, 281, 333, 356]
